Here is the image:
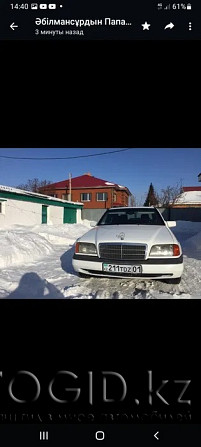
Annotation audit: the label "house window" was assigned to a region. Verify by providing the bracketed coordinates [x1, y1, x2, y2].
[0, 203, 2, 213]
[113, 193, 117, 202]
[96, 192, 108, 201]
[62, 194, 68, 200]
[81, 193, 91, 201]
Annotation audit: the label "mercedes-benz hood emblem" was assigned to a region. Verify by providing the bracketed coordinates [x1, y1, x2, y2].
[116, 232, 125, 240]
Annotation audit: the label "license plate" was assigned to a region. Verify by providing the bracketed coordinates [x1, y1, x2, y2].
[102, 264, 142, 274]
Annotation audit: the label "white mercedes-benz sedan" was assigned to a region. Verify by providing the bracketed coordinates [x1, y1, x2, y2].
[72, 207, 183, 284]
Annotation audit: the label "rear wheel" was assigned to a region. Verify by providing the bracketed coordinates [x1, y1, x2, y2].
[166, 277, 181, 285]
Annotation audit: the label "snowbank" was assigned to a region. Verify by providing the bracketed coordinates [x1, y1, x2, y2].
[0, 230, 54, 268]
[183, 231, 201, 256]
[34, 223, 90, 245]
[0, 223, 90, 268]
[172, 220, 201, 235]
[171, 221, 201, 257]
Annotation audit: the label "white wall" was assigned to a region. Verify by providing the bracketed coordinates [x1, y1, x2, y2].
[76, 208, 82, 223]
[49, 205, 63, 225]
[0, 197, 81, 227]
[0, 199, 41, 227]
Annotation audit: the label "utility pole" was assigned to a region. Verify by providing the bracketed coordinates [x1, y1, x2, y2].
[69, 172, 72, 201]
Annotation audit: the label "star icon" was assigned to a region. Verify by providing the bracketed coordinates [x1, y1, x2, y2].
[141, 21, 151, 30]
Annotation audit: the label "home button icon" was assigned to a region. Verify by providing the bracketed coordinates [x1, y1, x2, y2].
[95, 431, 105, 441]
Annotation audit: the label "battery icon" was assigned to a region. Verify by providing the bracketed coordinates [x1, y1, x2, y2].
[187, 3, 192, 9]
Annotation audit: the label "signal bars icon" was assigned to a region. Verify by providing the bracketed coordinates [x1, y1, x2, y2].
[39, 431, 49, 441]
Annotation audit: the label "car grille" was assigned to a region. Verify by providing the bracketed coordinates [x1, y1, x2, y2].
[99, 244, 146, 260]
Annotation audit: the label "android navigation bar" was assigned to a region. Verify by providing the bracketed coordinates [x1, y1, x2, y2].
[0, 424, 200, 445]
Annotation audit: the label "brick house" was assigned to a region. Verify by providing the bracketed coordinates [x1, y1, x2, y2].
[39, 173, 131, 209]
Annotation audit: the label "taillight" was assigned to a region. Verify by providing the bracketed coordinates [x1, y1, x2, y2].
[75, 242, 80, 253]
[173, 244, 180, 256]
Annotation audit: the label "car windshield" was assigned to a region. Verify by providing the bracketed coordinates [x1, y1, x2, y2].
[97, 208, 165, 226]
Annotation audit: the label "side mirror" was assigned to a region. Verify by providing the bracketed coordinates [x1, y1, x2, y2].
[166, 221, 176, 228]
[90, 222, 96, 227]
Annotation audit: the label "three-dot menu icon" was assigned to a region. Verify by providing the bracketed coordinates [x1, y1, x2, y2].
[39, 431, 49, 441]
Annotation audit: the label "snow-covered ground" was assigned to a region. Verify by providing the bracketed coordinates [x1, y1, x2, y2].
[0, 220, 201, 299]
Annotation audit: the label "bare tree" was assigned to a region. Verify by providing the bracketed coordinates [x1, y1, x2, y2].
[16, 178, 52, 193]
[157, 180, 183, 207]
[135, 194, 147, 206]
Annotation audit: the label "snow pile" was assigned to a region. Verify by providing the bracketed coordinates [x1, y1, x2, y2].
[0, 223, 90, 268]
[172, 220, 201, 234]
[80, 219, 94, 228]
[0, 229, 54, 268]
[171, 220, 201, 241]
[183, 231, 201, 257]
[34, 223, 90, 246]
[171, 220, 201, 258]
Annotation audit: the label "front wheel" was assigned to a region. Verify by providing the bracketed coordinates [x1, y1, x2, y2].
[166, 277, 181, 285]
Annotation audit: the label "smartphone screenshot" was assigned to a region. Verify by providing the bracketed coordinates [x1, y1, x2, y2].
[0, 0, 199, 40]
[0, 0, 199, 439]
[0, 147, 199, 446]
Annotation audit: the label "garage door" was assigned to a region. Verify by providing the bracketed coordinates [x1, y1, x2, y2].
[63, 207, 76, 223]
[42, 205, 48, 224]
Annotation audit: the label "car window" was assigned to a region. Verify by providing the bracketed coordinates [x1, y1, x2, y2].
[97, 209, 165, 226]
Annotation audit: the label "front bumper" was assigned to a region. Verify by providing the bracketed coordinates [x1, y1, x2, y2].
[72, 254, 184, 279]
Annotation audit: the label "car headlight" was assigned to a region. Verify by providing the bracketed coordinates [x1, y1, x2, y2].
[75, 242, 97, 255]
[149, 244, 180, 257]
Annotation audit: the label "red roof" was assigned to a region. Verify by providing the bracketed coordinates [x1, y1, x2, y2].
[40, 174, 130, 193]
[183, 186, 201, 192]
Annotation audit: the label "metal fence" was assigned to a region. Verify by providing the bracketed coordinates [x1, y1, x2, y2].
[82, 207, 201, 223]
[158, 207, 201, 222]
[81, 208, 106, 222]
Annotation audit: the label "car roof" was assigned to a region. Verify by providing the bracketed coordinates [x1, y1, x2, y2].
[109, 206, 156, 210]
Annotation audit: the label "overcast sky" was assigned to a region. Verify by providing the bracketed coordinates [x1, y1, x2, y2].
[0, 148, 200, 203]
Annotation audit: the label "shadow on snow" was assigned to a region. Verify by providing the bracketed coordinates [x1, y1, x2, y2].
[6, 272, 64, 298]
[60, 246, 79, 276]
